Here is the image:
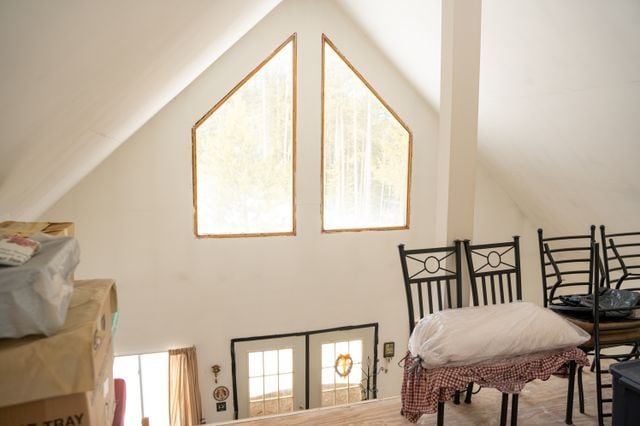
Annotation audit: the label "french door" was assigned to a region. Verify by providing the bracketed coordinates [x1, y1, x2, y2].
[308, 327, 376, 408]
[232, 324, 378, 419]
[234, 336, 306, 418]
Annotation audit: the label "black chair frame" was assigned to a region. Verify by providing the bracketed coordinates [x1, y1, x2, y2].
[537, 227, 597, 420]
[591, 241, 640, 425]
[463, 236, 535, 426]
[600, 225, 640, 291]
[398, 241, 474, 425]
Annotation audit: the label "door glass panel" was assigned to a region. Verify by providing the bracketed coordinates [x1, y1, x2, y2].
[320, 340, 364, 407]
[247, 348, 296, 417]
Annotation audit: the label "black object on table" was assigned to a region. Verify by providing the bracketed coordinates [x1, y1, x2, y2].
[610, 360, 640, 426]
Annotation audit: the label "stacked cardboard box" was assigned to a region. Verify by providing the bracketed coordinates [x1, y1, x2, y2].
[0, 220, 118, 426]
[0, 221, 75, 237]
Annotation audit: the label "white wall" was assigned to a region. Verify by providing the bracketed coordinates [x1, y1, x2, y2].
[474, 167, 542, 304]
[44, 0, 439, 422]
[43, 0, 548, 422]
[0, 0, 283, 221]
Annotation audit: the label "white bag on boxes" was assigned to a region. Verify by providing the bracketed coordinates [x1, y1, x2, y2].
[0, 234, 80, 338]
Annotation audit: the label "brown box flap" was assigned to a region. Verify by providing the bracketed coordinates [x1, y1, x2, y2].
[0, 279, 117, 407]
[0, 221, 75, 237]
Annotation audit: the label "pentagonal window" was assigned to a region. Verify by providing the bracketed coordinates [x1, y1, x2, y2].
[322, 35, 411, 232]
[193, 35, 296, 237]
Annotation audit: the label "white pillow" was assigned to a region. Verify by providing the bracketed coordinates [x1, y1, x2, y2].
[408, 301, 590, 368]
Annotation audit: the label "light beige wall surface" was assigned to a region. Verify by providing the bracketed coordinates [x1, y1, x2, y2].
[45, 1, 439, 422]
[474, 167, 542, 305]
[44, 0, 541, 422]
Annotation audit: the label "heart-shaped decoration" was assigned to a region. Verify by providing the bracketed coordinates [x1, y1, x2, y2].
[334, 353, 354, 377]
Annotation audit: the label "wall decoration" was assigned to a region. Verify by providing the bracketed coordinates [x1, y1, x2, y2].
[213, 385, 229, 401]
[383, 342, 395, 359]
[211, 364, 221, 383]
[334, 353, 353, 377]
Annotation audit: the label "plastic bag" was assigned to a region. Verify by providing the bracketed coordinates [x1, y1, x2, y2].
[560, 287, 640, 318]
[0, 233, 80, 337]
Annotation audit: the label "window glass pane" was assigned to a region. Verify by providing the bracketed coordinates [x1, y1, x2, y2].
[195, 40, 295, 236]
[279, 397, 293, 413]
[264, 399, 279, 415]
[140, 352, 170, 426]
[349, 340, 362, 363]
[264, 375, 278, 398]
[350, 364, 362, 383]
[321, 343, 335, 368]
[249, 377, 264, 400]
[322, 391, 335, 407]
[250, 401, 264, 417]
[336, 372, 348, 388]
[113, 355, 142, 426]
[322, 367, 335, 387]
[323, 38, 410, 231]
[335, 341, 348, 356]
[249, 351, 263, 377]
[263, 350, 278, 376]
[279, 373, 293, 397]
[278, 348, 292, 374]
[335, 388, 349, 405]
[349, 386, 362, 403]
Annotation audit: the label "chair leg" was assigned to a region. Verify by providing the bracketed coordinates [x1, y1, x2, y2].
[464, 382, 473, 404]
[594, 349, 604, 426]
[437, 402, 444, 426]
[511, 394, 519, 426]
[500, 393, 508, 426]
[577, 366, 585, 414]
[453, 390, 461, 405]
[565, 360, 576, 425]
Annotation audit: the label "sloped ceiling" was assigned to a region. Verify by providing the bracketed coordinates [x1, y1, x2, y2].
[338, 0, 640, 233]
[2, 0, 638, 232]
[0, 0, 281, 220]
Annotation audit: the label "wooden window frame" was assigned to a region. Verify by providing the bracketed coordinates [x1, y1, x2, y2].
[191, 34, 297, 239]
[321, 34, 413, 234]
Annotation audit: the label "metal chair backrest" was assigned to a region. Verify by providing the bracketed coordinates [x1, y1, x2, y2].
[398, 241, 463, 333]
[463, 237, 522, 306]
[600, 225, 640, 291]
[538, 226, 596, 307]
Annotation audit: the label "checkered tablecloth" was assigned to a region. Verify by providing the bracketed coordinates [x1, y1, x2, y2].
[401, 347, 589, 423]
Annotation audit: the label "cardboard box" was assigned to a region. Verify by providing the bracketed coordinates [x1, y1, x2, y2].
[0, 344, 115, 426]
[0, 280, 118, 408]
[0, 221, 75, 237]
[43, 222, 76, 237]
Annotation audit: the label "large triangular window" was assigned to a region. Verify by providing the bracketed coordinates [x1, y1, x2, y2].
[193, 35, 296, 237]
[322, 35, 411, 232]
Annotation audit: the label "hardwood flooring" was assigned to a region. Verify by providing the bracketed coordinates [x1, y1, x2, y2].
[216, 366, 608, 425]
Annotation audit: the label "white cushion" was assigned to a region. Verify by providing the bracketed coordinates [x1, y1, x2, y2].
[408, 301, 590, 368]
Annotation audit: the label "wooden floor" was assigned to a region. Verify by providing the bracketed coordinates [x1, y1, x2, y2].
[217, 366, 608, 425]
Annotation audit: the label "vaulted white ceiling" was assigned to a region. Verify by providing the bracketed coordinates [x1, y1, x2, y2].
[2, 0, 639, 234]
[0, 0, 281, 220]
[338, 0, 640, 233]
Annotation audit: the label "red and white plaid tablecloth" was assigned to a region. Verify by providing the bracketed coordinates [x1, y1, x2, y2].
[401, 347, 589, 423]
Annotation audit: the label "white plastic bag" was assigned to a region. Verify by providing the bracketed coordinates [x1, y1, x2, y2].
[0, 233, 80, 338]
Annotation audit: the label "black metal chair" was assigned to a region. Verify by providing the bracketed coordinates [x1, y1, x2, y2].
[398, 241, 473, 425]
[537, 226, 596, 419]
[464, 237, 529, 426]
[590, 241, 640, 426]
[600, 226, 640, 291]
[540, 230, 640, 425]
[464, 236, 523, 307]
